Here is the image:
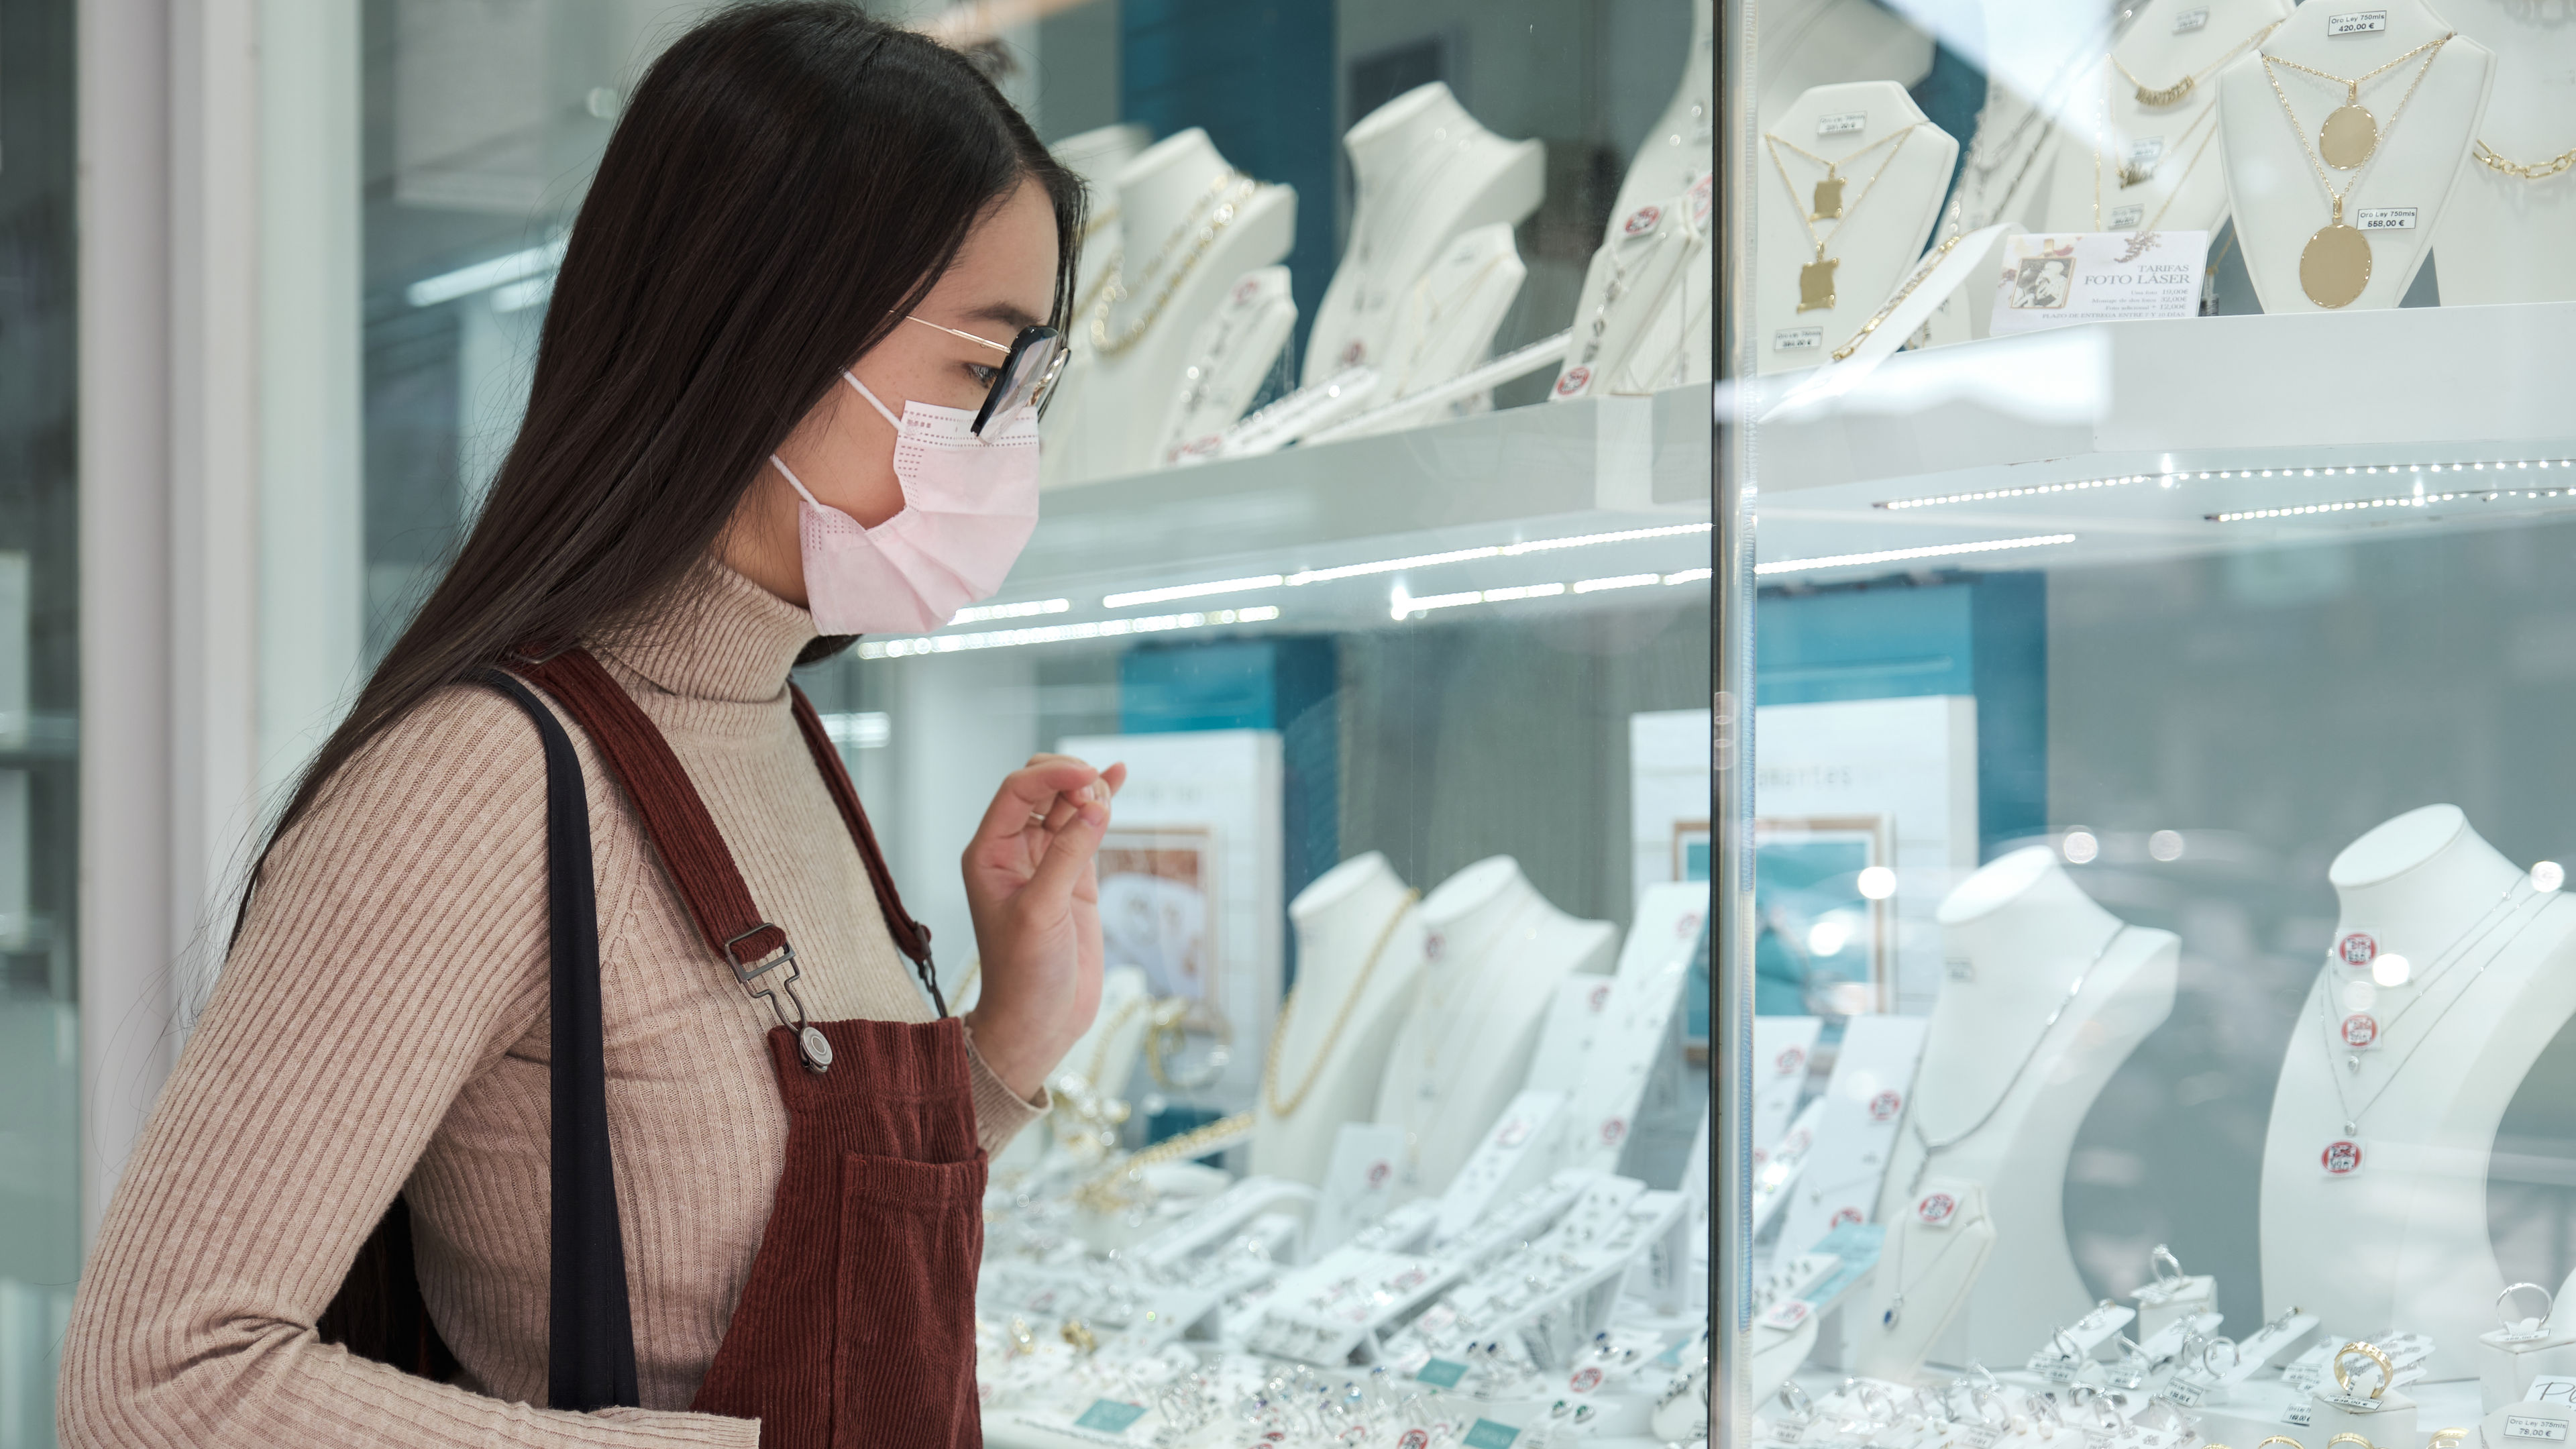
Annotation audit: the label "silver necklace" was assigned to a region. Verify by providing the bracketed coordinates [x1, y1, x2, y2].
[1882, 1197, 1980, 1330]
[2317, 877, 2532, 1075]
[2324, 892, 2560, 1136]
[1906, 925, 2128, 1193]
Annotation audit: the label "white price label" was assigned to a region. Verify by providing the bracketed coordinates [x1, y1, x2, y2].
[2357, 208, 2418, 231]
[2326, 9, 2390, 32]
[1773, 1426, 1804, 1446]
[1760, 1298, 1813, 1331]
[2161, 1377, 2209, 1409]
[2128, 138, 2165, 166]
[2509, 1417, 2571, 1442]
[2031, 1354, 2080, 1384]
[2110, 205, 2146, 229]
[1955, 1428, 2001, 1449]
[2283, 1400, 2316, 1427]
[2325, 1393, 2382, 1411]
[1944, 958, 1975, 982]
[1775, 327, 1824, 353]
[2530, 1378, 2576, 1407]
[1819, 111, 1868, 137]
[2173, 7, 2209, 31]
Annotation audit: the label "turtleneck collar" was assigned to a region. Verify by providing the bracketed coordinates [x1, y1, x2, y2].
[592, 556, 820, 708]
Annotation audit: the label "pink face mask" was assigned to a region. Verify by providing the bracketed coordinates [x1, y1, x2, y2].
[767, 372, 1040, 635]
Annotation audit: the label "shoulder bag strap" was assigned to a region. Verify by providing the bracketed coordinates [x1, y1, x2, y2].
[475, 668, 640, 1413]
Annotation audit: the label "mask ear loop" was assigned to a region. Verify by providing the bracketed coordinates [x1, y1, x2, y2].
[843, 370, 904, 428]
[767, 454, 824, 508]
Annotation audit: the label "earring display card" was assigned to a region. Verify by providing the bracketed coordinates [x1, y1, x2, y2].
[1432, 1089, 1570, 1243]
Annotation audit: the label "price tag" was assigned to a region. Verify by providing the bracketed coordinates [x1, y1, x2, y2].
[1775, 327, 1824, 353]
[2161, 1376, 2210, 1408]
[1073, 1401, 1150, 1435]
[2320, 1137, 2367, 1177]
[1945, 958, 1975, 981]
[1955, 1427, 2002, 1449]
[2326, 9, 2389, 32]
[1464, 1421, 1523, 1449]
[2110, 205, 2146, 229]
[2173, 7, 2209, 31]
[1819, 111, 1868, 137]
[1761, 1297, 1814, 1331]
[2357, 208, 2418, 231]
[1772, 1424, 1805, 1446]
[2324, 1393, 2383, 1411]
[1416, 1358, 1470, 1389]
[2128, 138, 2166, 167]
[2509, 1417, 2571, 1441]
[2283, 1399, 2316, 1427]
[2036, 1355, 2081, 1384]
[2530, 1377, 2576, 1406]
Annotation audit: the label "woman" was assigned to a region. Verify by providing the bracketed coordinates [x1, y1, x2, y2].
[60, 6, 1110, 1445]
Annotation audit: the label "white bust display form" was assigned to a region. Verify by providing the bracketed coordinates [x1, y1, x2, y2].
[1302, 83, 1541, 385]
[1372, 856, 1615, 1199]
[1046, 128, 1295, 485]
[1755, 0, 1933, 137]
[2215, 0, 2493, 313]
[2039, 0, 2292, 235]
[1054, 122, 1150, 322]
[2427, 0, 2576, 305]
[2260, 804, 2576, 1381]
[1755, 84, 1956, 375]
[1250, 853, 1429, 1187]
[1852, 1177, 1999, 1381]
[1875, 846, 2178, 1366]
[1614, 0, 1714, 227]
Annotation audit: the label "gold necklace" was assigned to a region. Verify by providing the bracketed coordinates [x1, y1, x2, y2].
[1088, 172, 1260, 358]
[2473, 139, 2576, 180]
[2261, 40, 2449, 308]
[1261, 889, 1418, 1119]
[2092, 81, 2224, 230]
[2261, 34, 2453, 169]
[1763, 124, 1921, 313]
[2110, 17, 2283, 107]
[1830, 230, 1970, 362]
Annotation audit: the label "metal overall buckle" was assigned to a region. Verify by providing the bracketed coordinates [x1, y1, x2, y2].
[725, 922, 833, 1073]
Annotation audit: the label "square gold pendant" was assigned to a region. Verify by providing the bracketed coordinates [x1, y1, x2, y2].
[1798, 256, 1839, 313]
[1811, 176, 1845, 221]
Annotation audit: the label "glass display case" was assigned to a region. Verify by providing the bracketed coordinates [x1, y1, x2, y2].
[358, 2, 1715, 1447]
[1722, 0, 2576, 1444]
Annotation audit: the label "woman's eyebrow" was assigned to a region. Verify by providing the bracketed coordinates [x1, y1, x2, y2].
[961, 300, 1044, 333]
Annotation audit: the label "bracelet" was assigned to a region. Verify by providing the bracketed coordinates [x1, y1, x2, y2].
[2333, 1341, 2395, 1401]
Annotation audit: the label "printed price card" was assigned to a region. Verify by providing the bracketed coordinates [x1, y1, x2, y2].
[1990, 231, 2209, 335]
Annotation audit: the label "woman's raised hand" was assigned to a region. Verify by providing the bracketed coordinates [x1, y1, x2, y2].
[959, 753, 1126, 1099]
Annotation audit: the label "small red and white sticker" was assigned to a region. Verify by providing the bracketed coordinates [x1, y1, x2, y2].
[1623, 203, 1664, 237]
[1601, 1116, 1629, 1146]
[1496, 1118, 1532, 1148]
[1868, 1088, 1904, 1122]
[1366, 1160, 1391, 1189]
[1232, 278, 1261, 305]
[2322, 1138, 2365, 1176]
[1775, 1044, 1807, 1076]
[1554, 366, 1593, 398]
[1829, 1205, 1865, 1228]
[1400, 1432, 1431, 1449]
[1570, 1365, 1607, 1391]
[2341, 1013, 2379, 1048]
[1758, 1297, 1813, 1332]
[2338, 932, 2378, 967]
[1689, 173, 1714, 226]
[1676, 910, 1703, 938]
[1916, 1191, 1957, 1226]
[1424, 933, 1446, 961]
[1340, 339, 1367, 367]
[1589, 983, 1613, 1012]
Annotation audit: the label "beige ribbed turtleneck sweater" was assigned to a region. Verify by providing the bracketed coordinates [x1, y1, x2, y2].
[60, 561, 1044, 1448]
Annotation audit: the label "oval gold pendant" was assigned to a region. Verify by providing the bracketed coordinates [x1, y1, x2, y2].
[2300, 223, 2372, 308]
[2320, 105, 2378, 169]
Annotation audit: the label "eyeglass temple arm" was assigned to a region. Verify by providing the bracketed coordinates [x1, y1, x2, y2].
[904, 314, 1014, 355]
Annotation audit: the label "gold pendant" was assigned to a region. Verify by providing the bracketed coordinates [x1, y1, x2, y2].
[2320, 104, 2378, 169]
[2134, 76, 2194, 107]
[1811, 176, 1846, 221]
[1799, 254, 1840, 312]
[2119, 161, 2156, 189]
[2300, 222, 2371, 308]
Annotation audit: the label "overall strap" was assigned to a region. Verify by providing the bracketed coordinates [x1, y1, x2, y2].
[785, 684, 944, 1016]
[474, 668, 640, 1413]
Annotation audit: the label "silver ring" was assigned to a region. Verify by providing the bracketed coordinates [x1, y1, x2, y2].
[2502, 1281, 2556, 1336]
[1776, 1380, 1816, 1423]
[1968, 1387, 2011, 1428]
[2029, 1394, 2064, 1438]
[2151, 1243, 2186, 1287]
[2203, 1334, 2242, 1376]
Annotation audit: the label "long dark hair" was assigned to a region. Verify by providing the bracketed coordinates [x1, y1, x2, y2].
[246, 3, 1081, 925]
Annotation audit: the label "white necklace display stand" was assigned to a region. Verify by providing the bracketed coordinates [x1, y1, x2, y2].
[1046, 128, 1295, 486]
[1874, 845, 2178, 1367]
[2260, 804, 2576, 1381]
[1371, 857, 1614, 1199]
[2039, 0, 2292, 235]
[1852, 1178, 1998, 1380]
[2214, 1, 2493, 314]
[1614, 0, 1714, 230]
[1756, 84, 1956, 375]
[1333, 223, 1526, 438]
[1153, 265, 1297, 465]
[1055, 121, 1151, 323]
[1303, 83, 1542, 385]
[2427, 0, 2576, 305]
[1755, 0, 1934, 136]
[1250, 853, 1430, 1188]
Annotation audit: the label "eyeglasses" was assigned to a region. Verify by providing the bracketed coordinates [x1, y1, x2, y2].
[906, 314, 1069, 438]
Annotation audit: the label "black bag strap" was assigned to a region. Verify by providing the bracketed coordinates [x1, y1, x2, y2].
[476, 668, 641, 1412]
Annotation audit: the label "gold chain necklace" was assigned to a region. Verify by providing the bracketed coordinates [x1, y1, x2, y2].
[1088, 172, 1260, 358]
[2473, 139, 2576, 180]
[2110, 17, 2283, 106]
[1261, 889, 1418, 1118]
[2263, 34, 2453, 169]
[1763, 123, 1921, 312]
[2261, 38, 2449, 308]
[2093, 78, 2224, 230]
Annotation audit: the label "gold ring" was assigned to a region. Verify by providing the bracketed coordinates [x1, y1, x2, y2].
[2328, 1436, 2375, 1449]
[2257, 1437, 2308, 1449]
[2428, 1431, 2471, 1449]
[2333, 1340, 2395, 1401]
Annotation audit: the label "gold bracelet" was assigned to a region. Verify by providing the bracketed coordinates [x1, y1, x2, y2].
[2332, 1340, 2395, 1401]
[2474, 140, 2576, 181]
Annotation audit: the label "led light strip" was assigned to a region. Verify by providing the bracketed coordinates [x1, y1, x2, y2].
[857, 606, 1280, 658]
[1877, 458, 2576, 510]
[1093, 522, 1713, 608]
[1755, 534, 2076, 576]
[2210, 488, 2576, 523]
[949, 597, 1070, 625]
[1390, 568, 1711, 619]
